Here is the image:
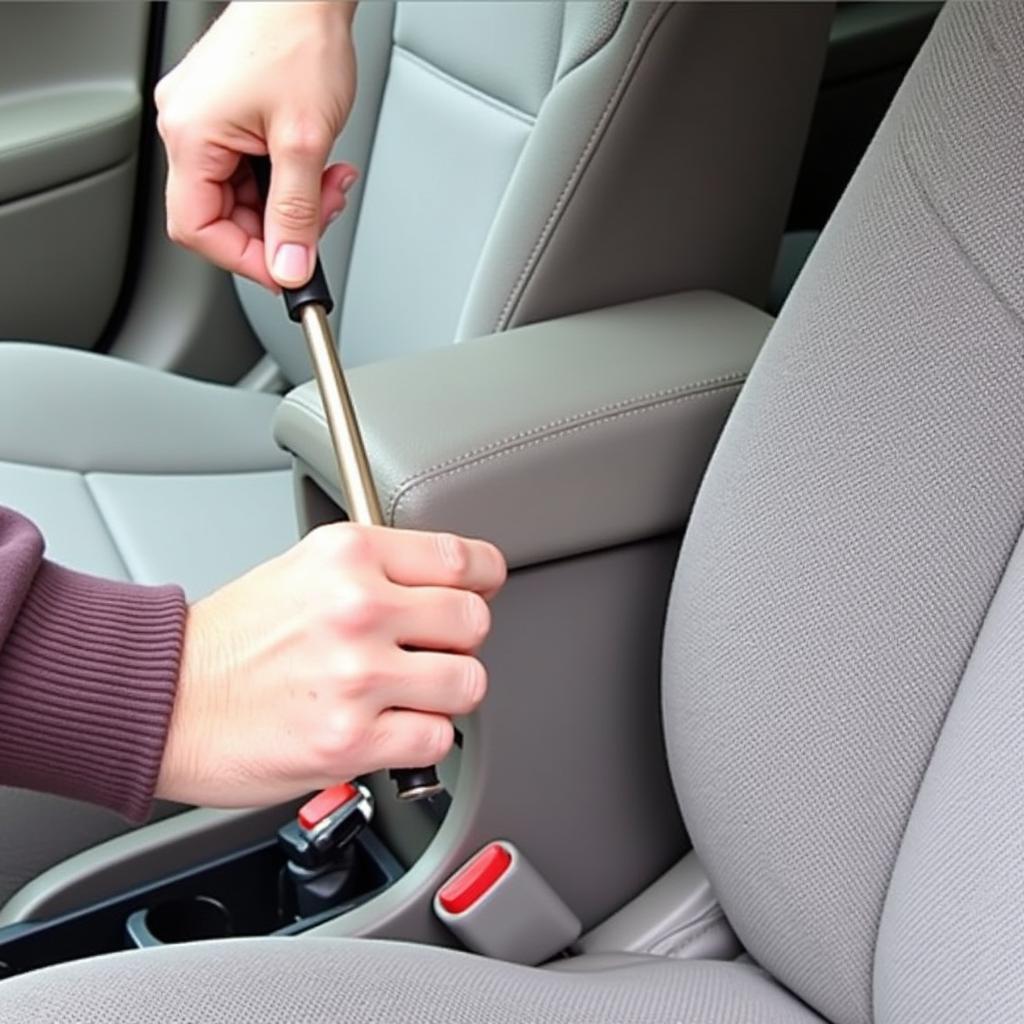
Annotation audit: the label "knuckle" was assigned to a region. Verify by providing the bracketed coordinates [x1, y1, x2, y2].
[275, 121, 332, 160]
[317, 714, 369, 765]
[155, 104, 188, 143]
[309, 523, 371, 564]
[435, 532, 470, 581]
[334, 653, 385, 699]
[272, 192, 320, 231]
[332, 580, 383, 634]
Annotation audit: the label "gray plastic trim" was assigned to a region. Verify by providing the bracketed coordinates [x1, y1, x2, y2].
[0, 161, 136, 348]
[0, 803, 303, 926]
[434, 841, 580, 965]
[303, 535, 689, 946]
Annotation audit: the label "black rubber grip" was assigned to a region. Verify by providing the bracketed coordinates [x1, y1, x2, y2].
[249, 155, 334, 322]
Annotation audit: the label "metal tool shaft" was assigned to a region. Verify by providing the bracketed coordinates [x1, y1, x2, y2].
[299, 304, 383, 527]
[298, 304, 445, 804]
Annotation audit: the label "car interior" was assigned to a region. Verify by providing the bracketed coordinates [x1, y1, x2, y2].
[2, 0, 1014, 1020]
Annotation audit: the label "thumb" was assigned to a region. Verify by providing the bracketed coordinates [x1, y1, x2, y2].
[263, 121, 333, 287]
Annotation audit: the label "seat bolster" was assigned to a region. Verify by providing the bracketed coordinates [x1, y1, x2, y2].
[0, 344, 287, 474]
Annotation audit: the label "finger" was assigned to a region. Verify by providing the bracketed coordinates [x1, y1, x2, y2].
[369, 710, 455, 772]
[369, 650, 486, 716]
[230, 204, 262, 238]
[264, 116, 334, 287]
[320, 162, 358, 233]
[391, 585, 492, 654]
[165, 159, 277, 289]
[367, 528, 507, 596]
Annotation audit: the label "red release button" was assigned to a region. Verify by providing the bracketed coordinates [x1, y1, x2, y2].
[298, 783, 358, 830]
[438, 842, 512, 914]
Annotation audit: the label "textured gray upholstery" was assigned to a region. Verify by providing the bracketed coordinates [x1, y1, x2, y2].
[664, 5, 1024, 1023]
[0, 937, 824, 1023]
[874, 529, 1024, 1023]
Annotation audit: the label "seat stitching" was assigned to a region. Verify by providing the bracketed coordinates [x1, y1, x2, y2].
[80, 474, 132, 581]
[492, 2, 668, 333]
[289, 368, 745, 503]
[388, 380, 743, 525]
[391, 44, 536, 126]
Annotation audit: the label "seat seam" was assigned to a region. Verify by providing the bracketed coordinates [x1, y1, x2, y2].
[388, 379, 743, 525]
[554, 2, 628, 82]
[896, 128, 1024, 337]
[391, 44, 537, 126]
[80, 474, 132, 581]
[492, 2, 668, 333]
[646, 908, 728, 958]
[291, 368, 745, 491]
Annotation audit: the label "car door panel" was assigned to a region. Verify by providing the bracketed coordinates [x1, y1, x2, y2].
[0, 3, 148, 350]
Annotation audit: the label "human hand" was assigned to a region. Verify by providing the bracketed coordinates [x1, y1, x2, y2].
[156, 524, 507, 808]
[155, 1, 358, 290]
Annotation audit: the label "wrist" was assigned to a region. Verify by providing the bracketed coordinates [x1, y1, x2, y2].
[156, 601, 218, 805]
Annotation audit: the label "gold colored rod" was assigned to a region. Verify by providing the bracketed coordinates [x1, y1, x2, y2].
[299, 304, 384, 527]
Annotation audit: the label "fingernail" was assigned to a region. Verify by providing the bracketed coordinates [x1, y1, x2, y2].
[272, 243, 311, 284]
[340, 173, 358, 193]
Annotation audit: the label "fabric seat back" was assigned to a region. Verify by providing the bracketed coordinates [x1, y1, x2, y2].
[664, 5, 1024, 1023]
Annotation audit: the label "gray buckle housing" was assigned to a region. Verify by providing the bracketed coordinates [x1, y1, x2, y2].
[433, 841, 581, 965]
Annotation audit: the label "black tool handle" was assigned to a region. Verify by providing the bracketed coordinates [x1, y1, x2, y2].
[250, 155, 334, 322]
[252, 155, 443, 803]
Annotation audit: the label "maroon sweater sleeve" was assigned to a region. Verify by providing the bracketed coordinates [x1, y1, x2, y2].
[0, 506, 186, 821]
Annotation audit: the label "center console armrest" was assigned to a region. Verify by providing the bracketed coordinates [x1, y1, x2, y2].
[274, 291, 770, 566]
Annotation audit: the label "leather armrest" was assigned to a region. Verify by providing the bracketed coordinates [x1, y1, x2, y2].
[273, 291, 770, 568]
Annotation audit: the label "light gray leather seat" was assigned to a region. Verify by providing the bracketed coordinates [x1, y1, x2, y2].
[1, 3, 1018, 1019]
[0, 0, 830, 907]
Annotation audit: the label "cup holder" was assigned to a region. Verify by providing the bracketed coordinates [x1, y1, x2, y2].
[126, 896, 233, 948]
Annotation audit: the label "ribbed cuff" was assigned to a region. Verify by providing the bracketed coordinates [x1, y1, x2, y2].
[0, 561, 186, 822]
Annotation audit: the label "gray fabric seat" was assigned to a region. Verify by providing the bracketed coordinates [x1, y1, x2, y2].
[2, 937, 824, 1023]
[2, 3, 1021, 1021]
[0, 1, 830, 907]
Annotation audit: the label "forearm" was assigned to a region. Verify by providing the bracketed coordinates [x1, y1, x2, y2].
[0, 507, 186, 821]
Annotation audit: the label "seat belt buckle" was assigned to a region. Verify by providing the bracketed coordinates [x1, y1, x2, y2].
[433, 840, 581, 965]
[277, 782, 373, 869]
